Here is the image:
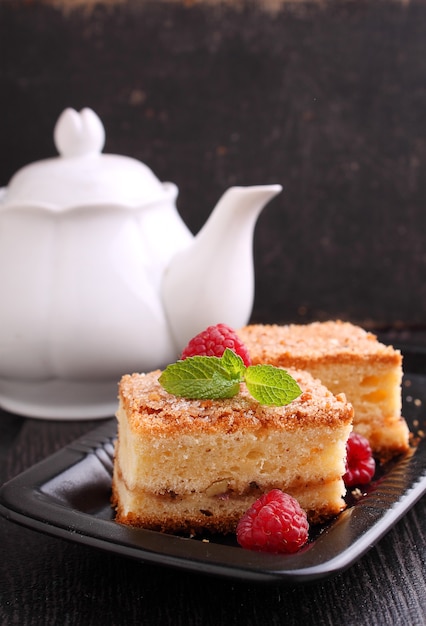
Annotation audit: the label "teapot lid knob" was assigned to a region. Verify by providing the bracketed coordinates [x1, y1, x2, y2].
[53, 107, 105, 158]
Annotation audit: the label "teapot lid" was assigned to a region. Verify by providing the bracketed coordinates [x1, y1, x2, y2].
[1, 108, 168, 208]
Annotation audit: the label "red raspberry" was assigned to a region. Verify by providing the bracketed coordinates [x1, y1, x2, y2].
[181, 323, 251, 367]
[343, 432, 376, 487]
[236, 489, 309, 554]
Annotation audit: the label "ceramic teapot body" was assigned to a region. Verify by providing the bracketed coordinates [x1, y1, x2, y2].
[0, 193, 192, 380]
[0, 195, 193, 418]
[0, 108, 281, 419]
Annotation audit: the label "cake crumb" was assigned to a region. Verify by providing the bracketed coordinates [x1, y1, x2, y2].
[350, 488, 363, 500]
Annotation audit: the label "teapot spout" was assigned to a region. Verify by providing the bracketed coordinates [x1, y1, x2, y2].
[161, 184, 282, 353]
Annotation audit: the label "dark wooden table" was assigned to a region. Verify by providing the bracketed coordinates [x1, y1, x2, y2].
[1, 332, 426, 626]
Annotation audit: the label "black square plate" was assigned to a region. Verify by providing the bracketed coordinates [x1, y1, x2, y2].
[1, 344, 426, 583]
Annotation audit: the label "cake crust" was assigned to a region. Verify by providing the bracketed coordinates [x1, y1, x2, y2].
[118, 368, 352, 435]
[238, 321, 401, 368]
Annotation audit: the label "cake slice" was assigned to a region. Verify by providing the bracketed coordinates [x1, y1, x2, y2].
[238, 321, 409, 459]
[112, 368, 353, 534]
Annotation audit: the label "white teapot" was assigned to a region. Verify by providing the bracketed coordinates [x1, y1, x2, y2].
[0, 108, 281, 419]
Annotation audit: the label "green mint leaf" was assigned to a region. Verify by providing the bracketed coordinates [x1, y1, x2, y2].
[159, 355, 240, 400]
[221, 348, 246, 380]
[159, 350, 302, 406]
[244, 364, 302, 406]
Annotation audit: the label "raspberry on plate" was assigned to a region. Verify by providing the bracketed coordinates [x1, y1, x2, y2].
[236, 489, 309, 554]
[181, 323, 251, 367]
[343, 432, 376, 487]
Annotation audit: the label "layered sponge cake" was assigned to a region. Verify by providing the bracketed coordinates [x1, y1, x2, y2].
[238, 321, 409, 459]
[112, 368, 353, 533]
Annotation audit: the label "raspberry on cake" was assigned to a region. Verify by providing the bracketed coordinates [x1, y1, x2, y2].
[112, 368, 353, 533]
[181, 322, 251, 367]
[238, 321, 409, 460]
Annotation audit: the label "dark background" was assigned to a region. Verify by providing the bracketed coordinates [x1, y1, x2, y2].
[1, 0, 426, 330]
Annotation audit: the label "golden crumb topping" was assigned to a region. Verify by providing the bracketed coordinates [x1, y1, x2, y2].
[238, 320, 401, 366]
[118, 368, 353, 436]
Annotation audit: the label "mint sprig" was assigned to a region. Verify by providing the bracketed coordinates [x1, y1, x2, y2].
[159, 348, 302, 406]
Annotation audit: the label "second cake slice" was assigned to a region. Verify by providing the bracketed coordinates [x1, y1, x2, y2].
[238, 320, 409, 459]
